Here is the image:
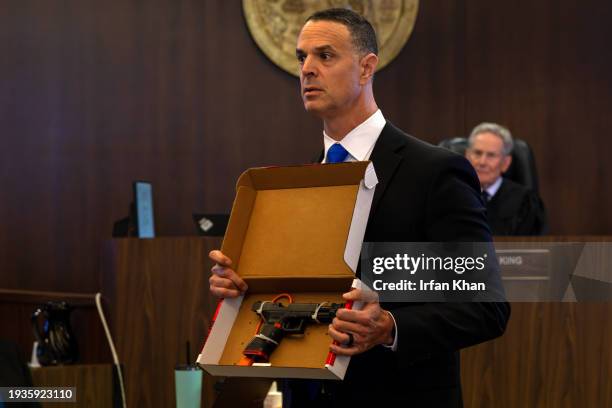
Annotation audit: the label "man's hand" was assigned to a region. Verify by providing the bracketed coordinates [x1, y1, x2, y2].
[208, 250, 248, 298]
[328, 289, 395, 356]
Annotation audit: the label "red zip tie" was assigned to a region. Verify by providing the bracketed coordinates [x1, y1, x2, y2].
[202, 299, 224, 351]
[325, 299, 353, 366]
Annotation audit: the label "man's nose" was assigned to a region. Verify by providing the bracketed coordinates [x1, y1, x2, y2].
[301, 55, 317, 77]
[476, 155, 488, 166]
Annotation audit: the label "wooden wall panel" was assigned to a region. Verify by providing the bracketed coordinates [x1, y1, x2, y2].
[463, 0, 612, 235]
[375, 0, 467, 139]
[1, 1, 611, 292]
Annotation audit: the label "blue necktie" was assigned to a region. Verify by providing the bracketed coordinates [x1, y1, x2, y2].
[326, 143, 349, 163]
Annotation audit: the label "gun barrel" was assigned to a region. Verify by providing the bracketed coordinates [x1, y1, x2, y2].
[252, 301, 343, 324]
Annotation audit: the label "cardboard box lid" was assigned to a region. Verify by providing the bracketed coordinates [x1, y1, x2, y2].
[221, 162, 377, 280]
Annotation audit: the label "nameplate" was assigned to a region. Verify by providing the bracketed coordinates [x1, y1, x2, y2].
[496, 249, 551, 280]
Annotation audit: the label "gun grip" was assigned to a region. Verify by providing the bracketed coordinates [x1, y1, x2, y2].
[242, 323, 284, 363]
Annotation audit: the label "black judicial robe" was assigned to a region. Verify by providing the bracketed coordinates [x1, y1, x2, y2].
[486, 178, 547, 236]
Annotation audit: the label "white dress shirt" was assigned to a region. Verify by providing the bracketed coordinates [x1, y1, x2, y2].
[322, 109, 386, 162]
[321, 109, 399, 351]
[485, 176, 503, 199]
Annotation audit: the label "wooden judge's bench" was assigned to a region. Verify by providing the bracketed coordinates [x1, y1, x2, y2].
[100, 237, 272, 408]
[98, 236, 611, 408]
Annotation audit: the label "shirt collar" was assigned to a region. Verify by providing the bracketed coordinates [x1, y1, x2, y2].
[486, 176, 504, 198]
[323, 109, 385, 163]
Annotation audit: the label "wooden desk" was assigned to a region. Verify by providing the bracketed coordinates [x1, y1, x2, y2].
[30, 364, 116, 408]
[461, 236, 612, 407]
[100, 236, 611, 408]
[101, 237, 220, 408]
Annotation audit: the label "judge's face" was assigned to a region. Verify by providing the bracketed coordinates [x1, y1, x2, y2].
[466, 132, 512, 189]
[296, 20, 362, 118]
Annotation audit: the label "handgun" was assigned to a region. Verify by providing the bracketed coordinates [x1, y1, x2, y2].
[241, 300, 344, 365]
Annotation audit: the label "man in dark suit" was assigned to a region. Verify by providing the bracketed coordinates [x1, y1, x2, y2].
[465, 122, 547, 235]
[209, 8, 509, 407]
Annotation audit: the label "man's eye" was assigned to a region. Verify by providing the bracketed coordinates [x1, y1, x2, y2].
[320, 53, 331, 60]
[297, 55, 305, 63]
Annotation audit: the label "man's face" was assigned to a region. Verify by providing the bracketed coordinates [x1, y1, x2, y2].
[296, 20, 363, 118]
[466, 132, 512, 189]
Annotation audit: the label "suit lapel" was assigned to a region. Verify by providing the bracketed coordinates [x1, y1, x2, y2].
[369, 122, 406, 217]
[313, 150, 324, 163]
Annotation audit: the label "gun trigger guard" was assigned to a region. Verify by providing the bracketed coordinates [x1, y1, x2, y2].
[280, 318, 302, 333]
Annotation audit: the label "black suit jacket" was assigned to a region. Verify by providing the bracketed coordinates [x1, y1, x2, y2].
[296, 122, 510, 408]
[486, 178, 547, 235]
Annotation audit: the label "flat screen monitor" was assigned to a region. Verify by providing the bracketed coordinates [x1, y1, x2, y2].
[134, 181, 155, 238]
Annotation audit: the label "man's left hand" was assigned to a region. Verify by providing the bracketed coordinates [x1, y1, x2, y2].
[328, 288, 395, 356]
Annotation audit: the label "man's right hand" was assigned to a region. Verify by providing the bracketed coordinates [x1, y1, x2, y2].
[208, 250, 248, 298]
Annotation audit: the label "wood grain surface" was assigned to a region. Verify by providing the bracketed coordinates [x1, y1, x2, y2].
[461, 302, 612, 408]
[1, 1, 611, 296]
[101, 237, 221, 408]
[30, 364, 116, 408]
[462, 236, 612, 407]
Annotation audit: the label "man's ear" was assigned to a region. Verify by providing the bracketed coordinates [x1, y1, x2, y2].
[501, 155, 513, 173]
[360, 53, 379, 84]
